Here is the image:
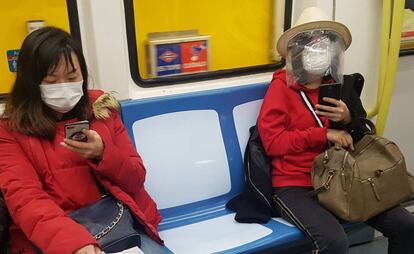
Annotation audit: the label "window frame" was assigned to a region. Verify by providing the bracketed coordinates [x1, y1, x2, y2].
[123, 0, 293, 87]
[67, 0, 82, 43]
[400, 48, 414, 56]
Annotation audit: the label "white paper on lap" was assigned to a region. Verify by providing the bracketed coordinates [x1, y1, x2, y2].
[102, 247, 144, 254]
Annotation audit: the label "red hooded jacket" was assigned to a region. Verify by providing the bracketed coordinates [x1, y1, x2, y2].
[0, 90, 162, 254]
[258, 70, 329, 187]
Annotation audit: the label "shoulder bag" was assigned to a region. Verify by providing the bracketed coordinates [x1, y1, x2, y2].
[312, 119, 414, 221]
[300, 88, 414, 221]
[35, 195, 141, 253]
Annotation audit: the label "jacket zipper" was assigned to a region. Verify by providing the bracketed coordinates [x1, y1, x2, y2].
[246, 155, 273, 210]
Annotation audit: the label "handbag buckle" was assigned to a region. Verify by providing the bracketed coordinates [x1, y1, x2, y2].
[323, 171, 335, 190]
[323, 151, 329, 164]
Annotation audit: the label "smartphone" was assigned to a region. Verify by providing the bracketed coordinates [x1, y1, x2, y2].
[318, 82, 342, 107]
[64, 120, 90, 142]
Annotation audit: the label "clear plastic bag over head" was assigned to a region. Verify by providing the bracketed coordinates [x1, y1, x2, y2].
[285, 30, 345, 87]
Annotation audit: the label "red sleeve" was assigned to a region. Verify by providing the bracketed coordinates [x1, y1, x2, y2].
[0, 125, 97, 254]
[258, 79, 327, 157]
[87, 112, 146, 195]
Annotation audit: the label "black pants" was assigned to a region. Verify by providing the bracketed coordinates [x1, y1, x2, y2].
[273, 187, 414, 254]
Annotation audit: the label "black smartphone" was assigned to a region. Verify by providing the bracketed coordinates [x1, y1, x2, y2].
[318, 82, 342, 107]
[64, 120, 90, 142]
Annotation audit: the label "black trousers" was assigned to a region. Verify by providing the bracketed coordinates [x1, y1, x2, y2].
[273, 187, 414, 254]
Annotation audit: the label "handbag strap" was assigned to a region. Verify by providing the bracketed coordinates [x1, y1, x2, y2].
[94, 200, 125, 240]
[299, 90, 332, 196]
[298, 90, 324, 128]
[360, 117, 376, 135]
[299, 90, 375, 136]
[89, 170, 128, 240]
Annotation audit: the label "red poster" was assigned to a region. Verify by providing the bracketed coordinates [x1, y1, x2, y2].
[180, 41, 208, 73]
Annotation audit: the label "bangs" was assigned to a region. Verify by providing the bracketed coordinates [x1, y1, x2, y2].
[45, 46, 76, 75]
[36, 37, 76, 79]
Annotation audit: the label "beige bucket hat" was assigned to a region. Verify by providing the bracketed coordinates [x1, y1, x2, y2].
[277, 7, 352, 58]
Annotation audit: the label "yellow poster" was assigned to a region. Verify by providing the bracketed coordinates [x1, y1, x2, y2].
[0, 1, 70, 95]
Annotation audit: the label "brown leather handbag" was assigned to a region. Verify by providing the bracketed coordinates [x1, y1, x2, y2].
[312, 120, 414, 222]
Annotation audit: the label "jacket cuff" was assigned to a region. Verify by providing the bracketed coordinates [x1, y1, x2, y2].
[37, 224, 98, 254]
[64, 240, 99, 254]
[310, 127, 327, 148]
[87, 138, 120, 178]
[343, 109, 362, 131]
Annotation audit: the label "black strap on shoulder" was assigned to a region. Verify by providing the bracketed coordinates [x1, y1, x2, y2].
[298, 90, 324, 128]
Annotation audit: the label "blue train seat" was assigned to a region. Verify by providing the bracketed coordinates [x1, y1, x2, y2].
[120, 82, 373, 254]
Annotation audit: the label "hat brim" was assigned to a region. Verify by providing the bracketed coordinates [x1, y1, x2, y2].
[277, 21, 352, 58]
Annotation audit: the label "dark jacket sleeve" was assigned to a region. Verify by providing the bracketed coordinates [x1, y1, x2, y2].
[331, 75, 369, 142]
[0, 193, 9, 253]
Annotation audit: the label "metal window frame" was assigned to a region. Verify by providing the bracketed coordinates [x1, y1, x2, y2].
[123, 0, 293, 87]
[67, 0, 82, 43]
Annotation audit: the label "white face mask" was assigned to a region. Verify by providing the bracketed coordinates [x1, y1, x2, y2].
[39, 81, 84, 113]
[302, 38, 332, 76]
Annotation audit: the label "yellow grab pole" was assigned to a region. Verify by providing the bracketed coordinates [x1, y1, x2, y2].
[367, 0, 392, 118]
[375, 0, 405, 136]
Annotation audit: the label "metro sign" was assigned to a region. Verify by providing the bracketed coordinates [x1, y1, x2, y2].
[159, 50, 178, 63]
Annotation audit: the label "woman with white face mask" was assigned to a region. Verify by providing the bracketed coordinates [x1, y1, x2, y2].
[0, 27, 165, 254]
[258, 7, 414, 254]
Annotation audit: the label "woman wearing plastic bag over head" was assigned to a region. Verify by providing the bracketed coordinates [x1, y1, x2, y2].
[258, 7, 414, 254]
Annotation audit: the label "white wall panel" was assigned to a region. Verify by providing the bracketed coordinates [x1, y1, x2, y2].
[384, 56, 414, 174]
[77, 0, 130, 99]
[334, 0, 382, 109]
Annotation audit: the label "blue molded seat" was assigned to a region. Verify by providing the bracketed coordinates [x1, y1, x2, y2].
[120, 82, 373, 254]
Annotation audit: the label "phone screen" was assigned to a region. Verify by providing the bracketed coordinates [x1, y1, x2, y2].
[318, 83, 341, 107]
[64, 120, 90, 142]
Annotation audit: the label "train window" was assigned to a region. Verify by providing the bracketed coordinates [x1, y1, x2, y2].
[0, 0, 72, 97]
[124, 0, 292, 87]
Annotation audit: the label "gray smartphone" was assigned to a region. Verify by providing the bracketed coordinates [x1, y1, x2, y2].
[318, 82, 341, 107]
[64, 120, 90, 142]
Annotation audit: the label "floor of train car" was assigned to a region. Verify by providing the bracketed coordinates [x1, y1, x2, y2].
[349, 237, 387, 254]
[269, 236, 387, 254]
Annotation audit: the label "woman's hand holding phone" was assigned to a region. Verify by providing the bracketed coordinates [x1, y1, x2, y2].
[61, 129, 104, 160]
[316, 98, 351, 124]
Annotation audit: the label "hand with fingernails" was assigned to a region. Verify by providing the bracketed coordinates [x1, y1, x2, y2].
[73, 244, 102, 254]
[317, 97, 354, 150]
[316, 97, 351, 124]
[61, 129, 104, 160]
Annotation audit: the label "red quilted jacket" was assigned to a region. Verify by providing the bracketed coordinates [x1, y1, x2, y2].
[0, 90, 162, 254]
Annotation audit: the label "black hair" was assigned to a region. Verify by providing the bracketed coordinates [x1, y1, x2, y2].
[4, 27, 90, 140]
